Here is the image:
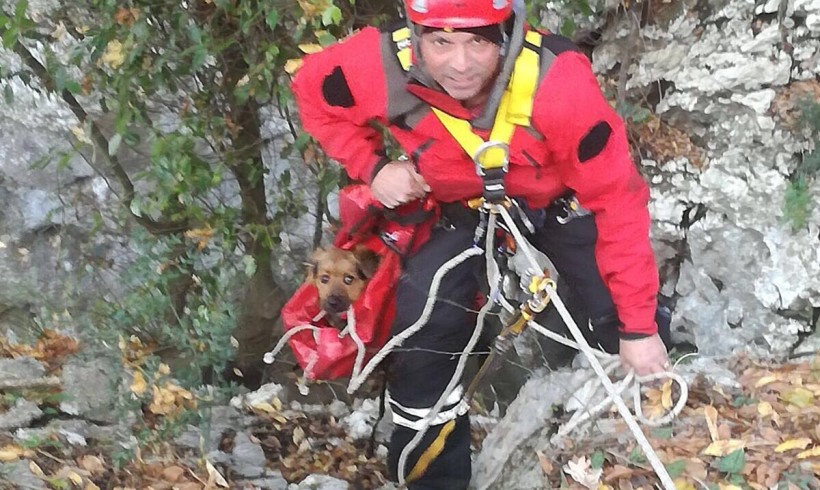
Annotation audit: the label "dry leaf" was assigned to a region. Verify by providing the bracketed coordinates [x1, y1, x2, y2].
[756, 401, 773, 417]
[205, 460, 229, 488]
[604, 465, 634, 482]
[130, 371, 147, 396]
[718, 484, 743, 490]
[536, 450, 553, 475]
[563, 456, 603, 490]
[661, 380, 674, 410]
[797, 446, 820, 459]
[161, 465, 186, 482]
[782, 387, 814, 408]
[284, 59, 304, 75]
[298, 43, 323, 54]
[78, 455, 105, 475]
[85, 482, 101, 490]
[755, 375, 778, 388]
[102, 40, 126, 69]
[29, 461, 45, 477]
[67, 471, 84, 485]
[674, 478, 696, 490]
[702, 439, 746, 456]
[775, 438, 812, 453]
[704, 405, 719, 441]
[184, 225, 213, 251]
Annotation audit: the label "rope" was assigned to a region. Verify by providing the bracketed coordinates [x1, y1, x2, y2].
[346, 245, 486, 393]
[396, 213, 499, 486]
[491, 205, 680, 490]
[345, 308, 367, 383]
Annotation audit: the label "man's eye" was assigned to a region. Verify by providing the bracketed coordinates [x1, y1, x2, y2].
[344, 275, 355, 285]
[320, 275, 330, 284]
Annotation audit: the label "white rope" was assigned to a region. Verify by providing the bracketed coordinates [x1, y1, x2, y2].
[345, 307, 367, 384]
[492, 203, 678, 490]
[346, 245, 485, 393]
[396, 213, 499, 486]
[262, 324, 320, 365]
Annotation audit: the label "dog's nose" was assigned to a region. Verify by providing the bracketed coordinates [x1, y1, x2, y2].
[325, 295, 349, 313]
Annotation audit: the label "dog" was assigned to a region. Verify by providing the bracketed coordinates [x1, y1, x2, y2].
[308, 245, 380, 328]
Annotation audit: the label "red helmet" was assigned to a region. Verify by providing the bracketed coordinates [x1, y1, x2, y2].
[406, 0, 513, 29]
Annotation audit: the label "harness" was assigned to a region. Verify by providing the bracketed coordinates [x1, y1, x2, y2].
[392, 27, 545, 203]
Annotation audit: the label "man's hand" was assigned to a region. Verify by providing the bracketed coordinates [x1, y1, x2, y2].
[619, 334, 669, 376]
[371, 161, 430, 208]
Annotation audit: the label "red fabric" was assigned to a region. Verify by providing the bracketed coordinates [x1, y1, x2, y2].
[281, 186, 438, 380]
[291, 27, 659, 336]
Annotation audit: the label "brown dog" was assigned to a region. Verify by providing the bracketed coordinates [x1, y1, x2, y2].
[308, 245, 380, 328]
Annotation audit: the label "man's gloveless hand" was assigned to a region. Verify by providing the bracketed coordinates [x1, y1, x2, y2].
[371, 161, 430, 208]
[619, 334, 669, 376]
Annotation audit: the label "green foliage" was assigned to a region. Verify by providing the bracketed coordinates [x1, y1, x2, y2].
[717, 448, 745, 475]
[783, 97, 820, 230]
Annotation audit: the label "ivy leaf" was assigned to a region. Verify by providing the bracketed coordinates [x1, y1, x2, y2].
[665, 460, 686, 479]
[266, 9, 279, 29]
[718, 449, 745, 474]
[590, 450, 605, 469]
[321, 5, 342, 26]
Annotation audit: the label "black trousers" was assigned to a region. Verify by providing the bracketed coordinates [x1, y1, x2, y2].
[386, 204, 671, 489]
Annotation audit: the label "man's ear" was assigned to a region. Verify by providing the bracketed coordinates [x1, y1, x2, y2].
[353, 245, 380, 279]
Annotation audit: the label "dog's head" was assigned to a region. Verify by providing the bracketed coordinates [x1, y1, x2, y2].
[308, 245, 380, 316]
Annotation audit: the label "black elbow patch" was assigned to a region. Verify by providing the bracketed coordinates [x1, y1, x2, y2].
[322, 66, 355, 108]
[578, 121, 612, 163]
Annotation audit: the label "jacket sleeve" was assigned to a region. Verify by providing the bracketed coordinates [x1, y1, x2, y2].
[290, 27, 389, 183]
[532, 50, 659, 337]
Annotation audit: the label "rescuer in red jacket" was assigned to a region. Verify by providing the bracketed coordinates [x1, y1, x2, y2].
[292, 0, 671, 487]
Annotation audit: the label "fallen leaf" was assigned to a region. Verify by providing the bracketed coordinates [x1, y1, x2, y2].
[674, 478, 696, 490]
[536, 450, 553, 475]
[782, 387, 814, 408]
[702, 439, 746, 457]
[661, 380, 674, 409]
[797, 446, 820, 459]
[756, 401, 773, 417]
[563, 456, 603, 490]
[718, 484, 743, 490]
[161, 465, 186, 482]
[755, 375, 778, 388]
[84, 482, 101, 490]
[603, 465, 634, 482]
[205, 460, 228, 488]
[704, 405, 719, 441]
[130, 371, 147, 396]
[29, 461, 45, 477]
[78, 455, 105, 475]
[775, 438, 812, 453]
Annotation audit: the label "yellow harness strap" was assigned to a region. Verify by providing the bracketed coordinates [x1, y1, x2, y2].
[391, 28, 542, 194]
[430, 30, 542, 171]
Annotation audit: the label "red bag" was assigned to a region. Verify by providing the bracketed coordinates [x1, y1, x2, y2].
[279, 185, 438, 380]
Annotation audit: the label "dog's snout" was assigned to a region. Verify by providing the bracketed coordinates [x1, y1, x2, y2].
[324, 294, 349, 313]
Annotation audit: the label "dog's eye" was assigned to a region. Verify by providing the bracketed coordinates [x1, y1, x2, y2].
[343, 275, 355, 285]
[320, 275, 330, 284]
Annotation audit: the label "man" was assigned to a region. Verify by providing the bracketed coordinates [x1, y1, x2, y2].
[292, 0, 670, 488]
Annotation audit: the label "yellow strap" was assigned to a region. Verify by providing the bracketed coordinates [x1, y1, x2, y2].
[392, 28, 542, 171]
[507, 31, 541, 125]
[431, 91, 514, 169]
[393, 27, 412, 70]
[406, 419, 457, 483]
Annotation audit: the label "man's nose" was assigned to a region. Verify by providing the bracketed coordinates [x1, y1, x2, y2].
[450, 45, 470, 72]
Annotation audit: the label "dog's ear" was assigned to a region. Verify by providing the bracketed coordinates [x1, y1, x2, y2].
[353, 245, 380, 279]
[306, 247, 325, 280]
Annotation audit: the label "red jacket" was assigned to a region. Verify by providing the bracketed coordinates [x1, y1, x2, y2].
[291, 25, 659, 337]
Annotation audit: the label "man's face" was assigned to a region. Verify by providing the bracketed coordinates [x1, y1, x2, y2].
[418, 29, 501, 107]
